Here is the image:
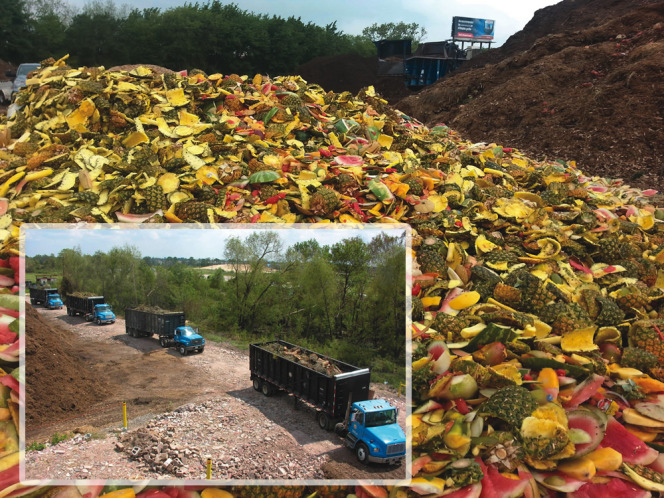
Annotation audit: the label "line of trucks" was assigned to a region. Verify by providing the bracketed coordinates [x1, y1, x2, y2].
[28, 287, 205, 355]
[29, 289, 405, 465]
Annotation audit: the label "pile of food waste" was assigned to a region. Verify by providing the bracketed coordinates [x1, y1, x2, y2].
[1, 56, 663, 496]
[263, 342, 343, 376]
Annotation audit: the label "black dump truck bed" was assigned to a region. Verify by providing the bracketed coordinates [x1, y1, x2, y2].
[250, 340, 371, 419]
[66, 295, 105, 314]
[29, 288, 58, 300]
[125, 307, 185, 337]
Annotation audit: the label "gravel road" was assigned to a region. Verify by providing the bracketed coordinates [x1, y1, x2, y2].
[25, 305, 407, 482]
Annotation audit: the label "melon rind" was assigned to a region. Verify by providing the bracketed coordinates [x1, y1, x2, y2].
[569, 478, 653, 498]
[598, 417, 659, 465]
[566, 407, 607, 458]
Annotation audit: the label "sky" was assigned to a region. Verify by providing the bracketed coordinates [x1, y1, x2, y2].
[23, 225, 408, 259]
[62, 0, 561, 47]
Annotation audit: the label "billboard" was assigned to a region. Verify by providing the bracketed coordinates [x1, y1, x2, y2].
[451, 16, 495, 41]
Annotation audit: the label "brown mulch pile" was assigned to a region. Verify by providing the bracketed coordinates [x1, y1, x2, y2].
[24, 304, 112, 430]
[0, 59, 16, 82]
[296, 54, 413, 104]
[395, 0, 664, 189]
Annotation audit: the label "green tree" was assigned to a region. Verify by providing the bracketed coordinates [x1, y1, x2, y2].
[361, 21, 427, 43]
[224, 231, 293, 331]
[329, 237, 371, 335]
[0, 0, 33, 63]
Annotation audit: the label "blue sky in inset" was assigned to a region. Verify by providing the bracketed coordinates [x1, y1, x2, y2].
[23, 225, 407, 259]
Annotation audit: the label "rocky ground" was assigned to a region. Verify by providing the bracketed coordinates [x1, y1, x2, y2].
[24, 304, 406, 482]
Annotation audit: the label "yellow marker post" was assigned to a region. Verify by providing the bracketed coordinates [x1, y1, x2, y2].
[206, 458, 212, 479]
[122, 402, 127, 429]
[399, 383, 406, 397]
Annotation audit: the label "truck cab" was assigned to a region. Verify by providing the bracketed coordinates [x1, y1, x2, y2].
[45, 292, 63, 310]
[90, 304, 115, 325]
[172, 326, 205, 355]
[345, 399, 406, 465]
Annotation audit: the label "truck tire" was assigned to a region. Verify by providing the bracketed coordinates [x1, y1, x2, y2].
[253, 379, 261, 391]
[356, 442, 370, 465]
[179, 346, 187, 356]
[96, 318, 101, 325]
[160, 338, 167, 348]
[198, 347, 204, 354]
[261, 382, 274, 397]
[334, 422, 348, 437]
[317, 412, 331, 431]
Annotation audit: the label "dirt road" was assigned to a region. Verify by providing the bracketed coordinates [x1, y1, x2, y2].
[25, 305, 407, 481]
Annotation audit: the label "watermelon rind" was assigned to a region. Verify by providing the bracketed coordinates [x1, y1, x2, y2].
[566, 407, 607, 458]
[569, 477, 653, 498]
[531, 470, 586, 493]
[599, 417, 659, 465]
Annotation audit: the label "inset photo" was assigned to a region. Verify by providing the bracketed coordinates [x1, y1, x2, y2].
[21, 224, 410, 484]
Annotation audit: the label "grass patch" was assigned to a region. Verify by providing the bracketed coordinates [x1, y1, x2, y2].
[50, 432, 70, 445]
[27, 441, 46, 451]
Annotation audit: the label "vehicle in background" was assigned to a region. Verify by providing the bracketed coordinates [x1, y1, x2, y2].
[65, 294, 116, 324]
[5, 63, 40, 101]
[124, 307, 205, 355]
[29, 287, 63, 309]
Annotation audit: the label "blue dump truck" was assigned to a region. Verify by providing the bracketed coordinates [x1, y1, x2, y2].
[250, 340, 406, 465]
[66, 294, 116, 324]
[124, 307, 205, 356]
[29, 287, 63, 309]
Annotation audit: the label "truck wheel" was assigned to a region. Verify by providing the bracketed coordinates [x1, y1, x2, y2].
[317, 412, 331, 431]
[261, 382, 274, 397]
[356, 442, 370, 464]
[253, 379, 261, 391]
[334, 422, 347, 437]
[160, 338, 166, 348]
[179, 346, 187, 356]
[96, 318, 101, 325]
[198, 347, 204, 353]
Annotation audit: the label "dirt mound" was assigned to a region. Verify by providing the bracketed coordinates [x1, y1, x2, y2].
[0, 59, 16, 82]
[25, 304, 113, 431]
[295, 54, 413, 104]
[396, 1, 664, 188]
[456, 0, 662, 72]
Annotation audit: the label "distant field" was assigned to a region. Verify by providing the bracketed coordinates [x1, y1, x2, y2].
[25, 271, 61, 286]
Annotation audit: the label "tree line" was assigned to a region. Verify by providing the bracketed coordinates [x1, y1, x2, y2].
[27, 232, 406, 375]
[2, 0, 426, 77]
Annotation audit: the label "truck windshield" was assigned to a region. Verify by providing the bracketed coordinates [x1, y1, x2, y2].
[179, 327, 197, 336]
[97, 305, 111, 312]
[364, 409, 397, 427]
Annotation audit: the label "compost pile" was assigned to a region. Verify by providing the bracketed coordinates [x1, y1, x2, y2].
[1, 58, 664, 496]
[68, 291, 96, 297]
[397, 0, 664, 189]
[132, 304, 173, 313]
[24, 303, 112, 430]
[263, 342, 343, 376]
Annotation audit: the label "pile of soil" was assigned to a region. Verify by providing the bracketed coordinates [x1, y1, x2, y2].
[0, 59, 15, 81]
[296, 54, 413, 104]
[396, 0, 664, 188]
[24, 304, 112, 430]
